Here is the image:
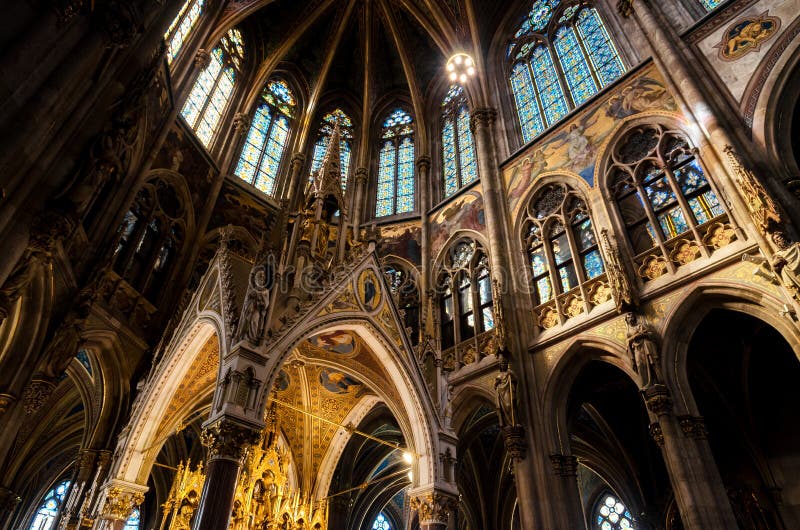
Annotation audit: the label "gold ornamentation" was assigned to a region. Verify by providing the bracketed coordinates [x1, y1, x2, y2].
[563, 294, 584, 318]
[101, 487, 144, 521]
[670, 240, 701, 266]
[724, 145, 783, 236]
[703, 222, 736, 249]
[588, 280, 613, 306]
[715, 12, 780, 61]
[537, 305, 559, 329]
[638, 255, 668, 281]
[409, 493, 458, 524]
[200, 420, 261, 462]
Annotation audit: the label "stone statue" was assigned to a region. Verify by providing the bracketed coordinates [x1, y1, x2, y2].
[494, 370, 518, 427]
[601, 228, 637, 313]
[766, 231, 800, 302]
[625, 313, 663, 388]
[238, 254, 274, 345]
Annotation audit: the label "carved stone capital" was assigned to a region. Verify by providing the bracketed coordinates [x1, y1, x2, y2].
[195, 49, 212, 70]
[0, 486, 21, 513]
[22, 376, 57, 415]
[409, 492, 458, 525]
[416, 156, 432, 172]
[642, 383, 673, 417]
[617, 0, 634, 18]
[501, 425, 527, 462]
[200, 419, 261, 462]
[75, 449, 99, 482]
[290, 152, 307, 167]
[99, 486, 145, 521]
[549, 454, 578, 477]
[232, 112, 250, 135]
[469, 108, 498, 132]
[354, 167, 369, 183]
[677, 415, 708, 439]
[649, 422, 664, 447]
[0, 393, 16, 416]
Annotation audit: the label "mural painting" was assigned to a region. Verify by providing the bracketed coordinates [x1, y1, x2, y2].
[377, 222, 422, 265]
[430, 188, 486, 256]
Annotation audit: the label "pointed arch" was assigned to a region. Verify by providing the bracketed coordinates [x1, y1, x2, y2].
[441, 85, 479, 199]
[375, 108, 416, 218]
[164, 0, 205, 65]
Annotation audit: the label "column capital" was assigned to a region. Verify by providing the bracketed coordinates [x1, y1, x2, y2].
[290, 152, 307, 167]
[677, 415, 708, 439]
[549, 454, 578, 477]
[355, 167, 369, 183]
[0, 393, 16, 417]
[200, 418, 261, 463]
[195, 49, 212, 70]
[642, 384, 673, 416]
[98, 482, 146, 522]
[501, 425, 527, 462]
[469, 108, 498, 131]
[409, 491, 458, 526]
[232, 112, 250, 136]
[75, 449, 99, 482]
[416, 156, 432, 171]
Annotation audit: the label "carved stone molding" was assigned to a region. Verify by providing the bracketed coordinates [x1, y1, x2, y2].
[416, 156, 432, 172]
[617, 0, 634, 18]
[0, 486, 21, 513]
[649, 422, 664, 447]
[200, 419, 261, 462]
[354, 167, 369, 184]
[195, 49, 212, 70]
[469, 108, 498, 131]
[549, 454, 578, 477]
[501, 425, 527, 462]
[22, 377, 57, 415]
[232, 112, 250, 136]
[643, 384, 673, 417]
[409, 492, 458, 525]
[678, 415, 708, 440]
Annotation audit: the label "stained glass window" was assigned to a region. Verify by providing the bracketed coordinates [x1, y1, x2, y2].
[699, 0, 722, 11]
[439, 238, 495, 349]
[441, 85, 479, 198]
[509, 3, 625, 143]
[372, 513, 391, 530]
[233, 78, 295, 195]
[165, 0, 204, 64]
[181, 28, 244, 148]
[124, 508, 141, 530]
[609, 125, 724, 261]
[594, 494, 636, 530]
[310, 108, 353, 190]
[523, 184, 604, 312]
[29, 481, 70, 530]
[375, 108, 415, 217]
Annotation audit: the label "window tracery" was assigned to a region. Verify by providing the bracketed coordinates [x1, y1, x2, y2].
[124, 507, 141, 530]
[441, 85, 479, 198]
[28, 481, 70, 530]
[606, 124, 726, 280]
[310, 108, 354, 190]
[508, 1, 625, 143]
[112, 177, 186, 301]
[165, 0, 204, 64]
[372, 513, 391, 530]
[181, 28, 244, 147]
[593, 493, 636, 530]
[438, 239, 494, 350]
[234, 79, 296, 195]
[376, 109, 415, 217]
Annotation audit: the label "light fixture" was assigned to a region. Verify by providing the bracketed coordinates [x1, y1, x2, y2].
[446, 53, 477, 84]
[402, 451, 414, 464]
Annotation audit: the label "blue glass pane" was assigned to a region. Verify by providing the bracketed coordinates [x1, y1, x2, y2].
[674, 160, 707, 195]
[511, 63, 545, 142]
[536, 276, 553, 304]
[457, 106, 478, 186]
[384, 109, 413, 128]
[482, 307, 495, 330]
[552, 233, 572, 265]
[396, 136, 415, 213]
[583, 250, 604, 279]
[340, 140, 351, 190]
[558, 263, 578, 291]
[372, 513, 392, 530]
[531, 247, 548, 276]
[575, 218, 596, 251]
[166, 0, 204, 64]
[644, 177, 677, 210]
[700, 0, 722, 11]
[576, 8, 625, 87]
[531, 45, 569, 126]
[255, 114, 288, 195]
[554, 25, 598, 106]
[235, 104, 272, 186]
[310, 137, 328, 176]
[124, 508, 141, 530]
[688, 191, 723, 224]
[29, 481, 71, 530]
[658, 207, 689, 239]
[375, 141, 395, 217]
[442, 118, 459, 197]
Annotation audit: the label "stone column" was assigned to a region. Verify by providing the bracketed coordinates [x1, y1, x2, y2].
[58, 449, 99, 530]
[285, 153, 307, 210]
[0, 486, 21, 530]
[409, 490, 458, 530]
[191, 419, 260, 530]
[351, 167, 369, 235]
[642, 385, 738, 529]
[549, 454, 586, 529]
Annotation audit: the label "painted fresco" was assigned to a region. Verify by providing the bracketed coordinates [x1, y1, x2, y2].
[429, 187, 486, 257]
[377, 222, 422, 265]
[503, 65, 678, 219]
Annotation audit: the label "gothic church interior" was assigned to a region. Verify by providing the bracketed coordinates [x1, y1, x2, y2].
[1, 0, 800, 529]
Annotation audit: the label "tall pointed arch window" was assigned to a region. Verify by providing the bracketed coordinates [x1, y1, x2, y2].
[310, 109, 354, 190]
[181, 28, 244, 147]
[438, 239, 494, 350]
[234, 79, 296, 195]
[508, 1, 625, 143]
[606, 124, 725, 278]
[442, 85, 479, 198]
[29, 481, 71, 530]
[376, 109, 415, 217]
[165, 0, 204, 64]
[593, 493, 636, 530]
